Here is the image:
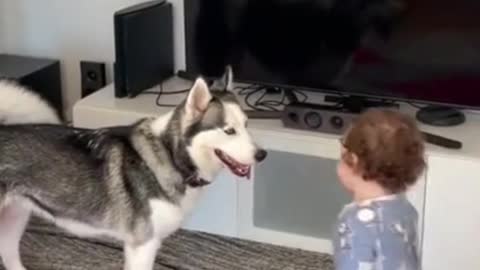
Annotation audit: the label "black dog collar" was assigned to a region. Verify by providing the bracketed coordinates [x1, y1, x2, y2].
[185, 174, 210, 188]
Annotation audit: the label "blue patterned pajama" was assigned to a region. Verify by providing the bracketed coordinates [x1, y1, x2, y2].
[334, 195, 420, 270]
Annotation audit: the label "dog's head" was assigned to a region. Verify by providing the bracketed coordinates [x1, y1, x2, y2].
[181, 66, 267, 180]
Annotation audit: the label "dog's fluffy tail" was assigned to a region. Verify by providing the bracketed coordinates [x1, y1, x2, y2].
[0, 80, 61, 124]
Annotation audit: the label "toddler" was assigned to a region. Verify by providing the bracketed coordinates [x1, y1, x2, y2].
[334, 109, 425, 270]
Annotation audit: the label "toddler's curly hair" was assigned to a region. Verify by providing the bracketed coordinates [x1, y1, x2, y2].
[342, 109, 426, 193]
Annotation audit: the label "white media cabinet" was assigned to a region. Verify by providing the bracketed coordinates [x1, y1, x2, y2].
[73, 77, 480, 270]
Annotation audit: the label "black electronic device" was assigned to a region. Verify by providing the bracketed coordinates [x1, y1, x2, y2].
[281, 101, 462, 149]
[80, 61, 106, 98]
[422, 132, 463, 150]
[114, 0, 174, 98]
[416, 106, 466, 127]
[282, 103, 358, 135]
[184, 0, 480, 126]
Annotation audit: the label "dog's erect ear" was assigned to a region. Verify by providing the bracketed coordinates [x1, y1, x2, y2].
[211, 65, 233, 91]
[185, 77, 212, 119]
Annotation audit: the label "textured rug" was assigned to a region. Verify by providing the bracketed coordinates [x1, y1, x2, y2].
[1, 218, 333, 270]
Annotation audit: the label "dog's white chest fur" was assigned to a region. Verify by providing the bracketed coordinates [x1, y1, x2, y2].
[149, 187, 203, 239]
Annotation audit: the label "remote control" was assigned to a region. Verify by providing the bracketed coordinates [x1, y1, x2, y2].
[421, 131, 462, 149]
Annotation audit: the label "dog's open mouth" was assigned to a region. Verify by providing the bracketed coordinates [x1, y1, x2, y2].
[214, 149, 251, 179]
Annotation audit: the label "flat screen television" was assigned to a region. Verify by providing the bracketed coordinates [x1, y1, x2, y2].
[184, 0, 480, 112]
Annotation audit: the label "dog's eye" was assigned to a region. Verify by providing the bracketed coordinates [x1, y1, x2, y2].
[224, 128, 236, 135]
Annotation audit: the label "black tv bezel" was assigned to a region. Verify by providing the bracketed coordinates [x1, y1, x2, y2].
[212, 76, 479, 111]
[182, 0, 480, 111]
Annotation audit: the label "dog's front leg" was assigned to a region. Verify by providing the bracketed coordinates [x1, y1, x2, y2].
[123, 238, 161, 270]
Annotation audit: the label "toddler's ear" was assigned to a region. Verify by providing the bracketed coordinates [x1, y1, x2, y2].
[342, 150, 359, 169]
[351, 153, 359, 167]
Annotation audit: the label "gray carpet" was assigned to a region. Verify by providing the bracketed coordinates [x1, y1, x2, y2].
[1, 218, 333, 270]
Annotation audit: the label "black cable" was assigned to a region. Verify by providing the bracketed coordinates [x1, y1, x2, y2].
[241, 85, 277, 111]
[140, 83, 189, 108]
[254, 87, 279, 111]
[291, 88, 308, 103]
[235, 84, 308, 111]
[143, 82, 309, 110]
[155, 83, 183, 107]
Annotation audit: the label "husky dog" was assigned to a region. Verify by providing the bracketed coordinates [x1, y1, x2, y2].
[0, 67, 267, 270]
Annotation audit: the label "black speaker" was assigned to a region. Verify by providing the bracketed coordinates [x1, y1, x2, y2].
[282, 103, 358, 135]
[114, 0, 174, 98]
[80, 61, 106, 98]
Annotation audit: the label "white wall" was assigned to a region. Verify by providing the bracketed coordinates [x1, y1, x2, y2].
[1, 0, 186, 119]
[0, 0, 6, 53]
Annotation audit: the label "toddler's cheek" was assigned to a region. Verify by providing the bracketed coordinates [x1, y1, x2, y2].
[337, 161, 353, 191]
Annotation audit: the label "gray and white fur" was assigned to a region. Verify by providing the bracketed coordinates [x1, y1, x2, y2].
[0, 67, 267, 270]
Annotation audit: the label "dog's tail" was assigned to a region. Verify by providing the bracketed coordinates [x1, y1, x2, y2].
[0, 80, 61, 124]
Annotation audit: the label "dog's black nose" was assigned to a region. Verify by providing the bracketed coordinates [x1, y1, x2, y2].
[255, 149, 267, 162]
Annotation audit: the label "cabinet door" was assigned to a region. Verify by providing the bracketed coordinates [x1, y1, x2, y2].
[406, 171, 426, 248]
[422, 155, 480, 270]
[182, 170, 238, 237]
[237, 131, 349, 253]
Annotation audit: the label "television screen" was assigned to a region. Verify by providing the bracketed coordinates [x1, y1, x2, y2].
[184, 0, 480, 109]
